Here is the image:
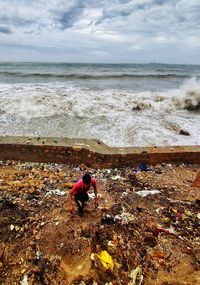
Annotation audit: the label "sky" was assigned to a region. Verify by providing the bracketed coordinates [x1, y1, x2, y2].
[0, 0, 200, 64]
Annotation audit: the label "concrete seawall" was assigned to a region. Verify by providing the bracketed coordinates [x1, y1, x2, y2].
[0, 136, 200, 168]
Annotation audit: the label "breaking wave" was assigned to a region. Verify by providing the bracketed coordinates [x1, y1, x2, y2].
[0, 78, 200, 147]
[132, 78, 200, 112]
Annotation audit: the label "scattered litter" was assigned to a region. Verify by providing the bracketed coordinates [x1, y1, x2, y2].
[95, 250, 114, 271]
[111, 175, 123, 181]
[115, 207, 135, 224]
[139, 163, 150, 171]
[136, 190, 161, 197]
[153, 225, 177, 236]
[36, 250, 42, 260]
[88, 192, 95, 199]
[46, 189, 66, 196]
[155, 207, 164, 213]
[121, 190, 129, 197]
[20, 275, 29, 285]
[79, 281, 86, 285]
[1, 160, 200, 284]
[101, 214, 115, 225]
[10, 224, 14, 231]
[128, 266, 143, 285]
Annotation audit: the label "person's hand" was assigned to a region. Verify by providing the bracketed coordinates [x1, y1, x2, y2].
[69, 205, 74, 214]
[95, 198, 99, 209]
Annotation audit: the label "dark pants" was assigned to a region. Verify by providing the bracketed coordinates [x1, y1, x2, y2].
[74, 192, 89, 215]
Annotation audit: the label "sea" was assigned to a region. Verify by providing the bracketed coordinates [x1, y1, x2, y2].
[0, 62, 200, 147]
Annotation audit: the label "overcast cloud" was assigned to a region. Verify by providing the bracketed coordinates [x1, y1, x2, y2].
[0, 0, 200, 63]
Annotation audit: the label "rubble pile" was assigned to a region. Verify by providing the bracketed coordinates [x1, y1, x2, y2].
[0, 160, 200, 285]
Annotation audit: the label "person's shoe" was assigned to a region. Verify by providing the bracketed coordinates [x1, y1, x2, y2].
[79, 211, 84, 217]
[78, 205, 84, 217]
[78, 209, 84, 217]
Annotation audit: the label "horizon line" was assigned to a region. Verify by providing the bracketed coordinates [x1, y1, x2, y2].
[0, 61, 200, 67]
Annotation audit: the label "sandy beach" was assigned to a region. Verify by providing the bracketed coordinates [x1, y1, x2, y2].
[0, 159, 200, 284]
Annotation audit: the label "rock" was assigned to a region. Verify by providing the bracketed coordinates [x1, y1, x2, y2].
[179, 129, 190, 136]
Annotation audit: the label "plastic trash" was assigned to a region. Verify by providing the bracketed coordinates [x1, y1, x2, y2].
[139, 163, 149, 171]
[20, 275, 28, 285]
[111, 175, 122, 181]
[10, 225, 14, 231]
[96, 250, 114, 271]
[101, 214, 115, 225]
[136, 190, 161, 197]
[128, 266, 143, 285]
[45, 189, 66, 196]
[153, 225, 177, 236]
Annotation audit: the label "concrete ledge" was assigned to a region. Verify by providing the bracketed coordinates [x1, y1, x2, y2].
[0, 136, 200, 168]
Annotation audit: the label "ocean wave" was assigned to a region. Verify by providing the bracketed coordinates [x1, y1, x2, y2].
[132, 78, 200, 112]
[0, 79, 199, 120]
[0, 71, 193, 80]
[0, 79, 200, 146]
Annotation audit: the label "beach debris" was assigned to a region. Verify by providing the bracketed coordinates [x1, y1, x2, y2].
[128, 266, 143, 285]
[135, 190, 161, 197]
[45, 189, 66, 196]
[114, 207, 135, 224]
[94, 250, 114, 271]
[153, 225, 177, 236]
[139, 163, 150, 171]
[20, 274, 29, 285]
[101, 214, 115, 225]
[10, 225, 15, 231]
[0, 160, 200, 284]
[111, 175, 123, 181]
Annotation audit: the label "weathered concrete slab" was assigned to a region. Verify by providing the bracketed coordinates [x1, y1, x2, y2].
[0, 136, 200, 168]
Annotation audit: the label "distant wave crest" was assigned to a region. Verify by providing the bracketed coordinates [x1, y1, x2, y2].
[0, 71, 193, 80]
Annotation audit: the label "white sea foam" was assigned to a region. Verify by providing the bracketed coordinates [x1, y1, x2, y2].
[132, 77, 200, 112]
[0, 79, 200, 146]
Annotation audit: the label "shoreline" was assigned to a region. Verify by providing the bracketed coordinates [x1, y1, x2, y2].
[1, 136, 200, 168]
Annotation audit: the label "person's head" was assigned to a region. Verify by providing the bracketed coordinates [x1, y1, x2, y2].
[82, 173, 91, 186]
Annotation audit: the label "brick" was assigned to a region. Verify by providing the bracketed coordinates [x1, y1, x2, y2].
[192, 171, 200, 187]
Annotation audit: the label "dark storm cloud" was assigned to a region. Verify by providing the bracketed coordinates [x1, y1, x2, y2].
[0, 26, 12, 34]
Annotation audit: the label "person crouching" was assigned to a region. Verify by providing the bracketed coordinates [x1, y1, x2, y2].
[68, 173, 98, 216]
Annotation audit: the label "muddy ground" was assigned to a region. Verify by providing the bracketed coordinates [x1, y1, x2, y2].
[0, 160, 200, 285]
